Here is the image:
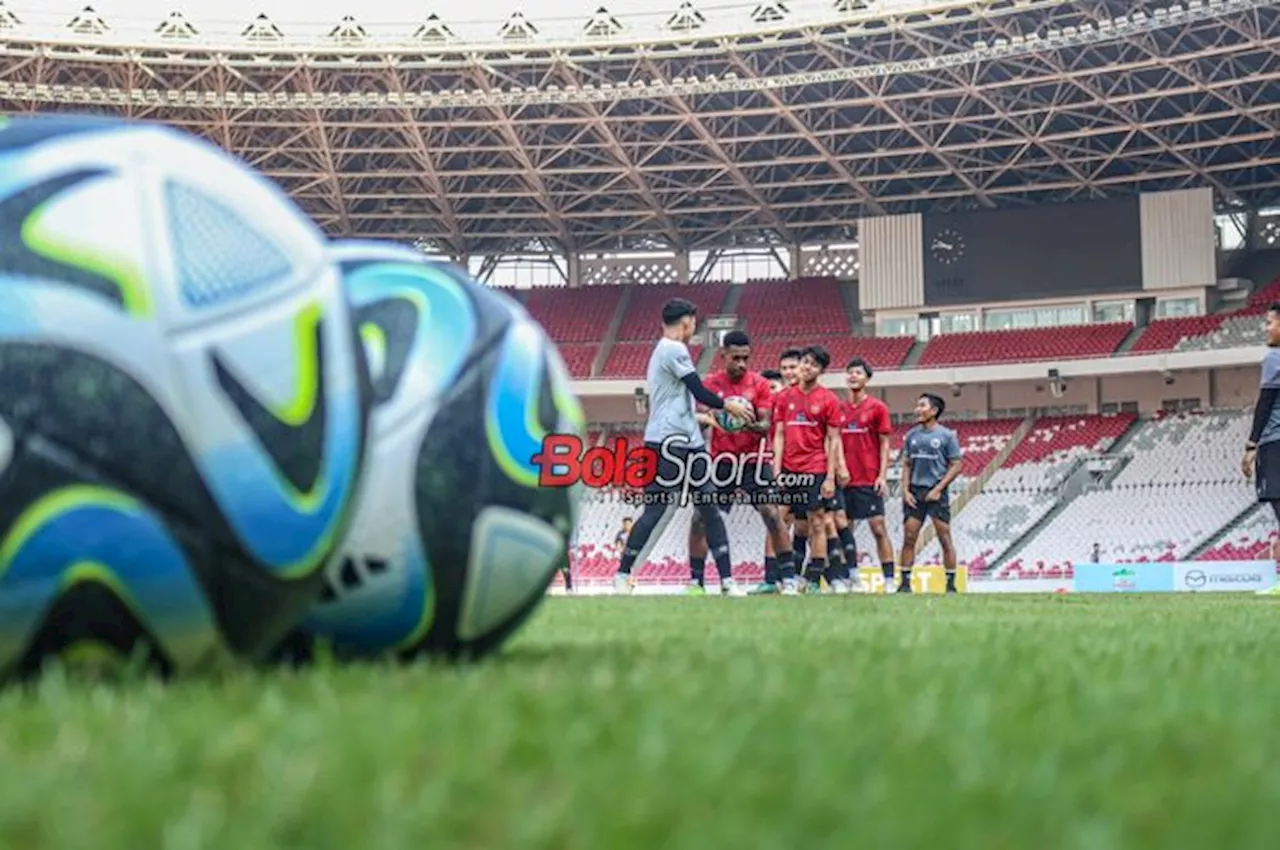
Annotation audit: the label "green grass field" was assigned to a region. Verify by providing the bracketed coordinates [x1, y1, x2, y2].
[3, 594, 1280, 849]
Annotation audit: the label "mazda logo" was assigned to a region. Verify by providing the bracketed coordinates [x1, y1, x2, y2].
[1185, 570, 1207, 589]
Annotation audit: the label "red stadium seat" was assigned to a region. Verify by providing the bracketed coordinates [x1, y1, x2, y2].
[524, 285, 623, 344]
[918, 324, 1131, 367]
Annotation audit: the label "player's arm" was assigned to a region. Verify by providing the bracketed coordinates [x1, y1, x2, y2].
[929, 434, 964, 498]
[832, 426, 850, 486]
[822, 424, 841, 497]
[772, 414, 786, 473]
[1245, 353, 1280, 478]
[902, 450, 916, 508]
[876, 407, 892, 495]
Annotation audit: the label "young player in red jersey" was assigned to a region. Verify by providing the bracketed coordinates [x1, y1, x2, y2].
[750, 352, 803, 595]
[688, 332, 796, 594]
[772, 345, 843, 594]
[832, 358, 896, 592]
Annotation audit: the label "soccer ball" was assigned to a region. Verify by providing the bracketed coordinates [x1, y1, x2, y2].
[715, 396, 752, 432]
[0, 116, 370, 679]
[282, 241, 585, 661]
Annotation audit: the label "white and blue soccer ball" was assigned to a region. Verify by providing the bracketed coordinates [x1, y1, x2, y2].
[0, 116, 371, 679]
[715, 396, 752, 432]
[278, 241, 585, 661]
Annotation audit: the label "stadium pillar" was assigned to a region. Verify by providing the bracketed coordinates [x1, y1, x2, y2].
[567, 252, 581, 288]
[676, 251, 690, 284]
[789, 244, 802, 280]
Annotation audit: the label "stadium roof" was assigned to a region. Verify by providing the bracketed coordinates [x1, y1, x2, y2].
[1, 0, 1277, 255]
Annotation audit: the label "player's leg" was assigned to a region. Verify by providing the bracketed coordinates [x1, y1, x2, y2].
[821, 511, 847, 592]
[688, 509, 710, 594]
[833, 503, 857, 586]
[899, 500, 925, 594]
[868, 515, 895, 591]
[803, 482, 829, 590]
[929, 496, 957, 593]
[615, 444, 681, 592]
[935, 517, 958, 594]
[562, 565, 573, 593]
[694, 496, 735, 594]
[616, 500, 677, 593]
[1255, 443, 1280, 595]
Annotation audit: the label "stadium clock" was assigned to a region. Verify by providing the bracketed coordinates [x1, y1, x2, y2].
[930, 227, 966, 266]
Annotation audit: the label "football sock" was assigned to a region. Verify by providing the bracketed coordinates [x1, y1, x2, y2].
[826, 537, 847, 581]
[699, 505, 734, 582]
[881, 561, 896, 583]
[764, 556, 780, 585]
[563, 568, 572, 591]
[690, 556, 707, 587]
[838, 527, 857, 569]
[794, 534, 808, 567]
[806, 557, 826, 587]
[899, 567, 912, 590]
[945, 569, 957, 592]
[778, 550, 797, 580]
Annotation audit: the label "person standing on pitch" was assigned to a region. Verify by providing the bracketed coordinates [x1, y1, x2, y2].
[688, 331, 796, 595]
[772, 345, 843, 595]
[613, 299, 755, 594]
[831, 358, 896, 592]
[898, 393, 963, 594]
[1244, 302, 1280, 596]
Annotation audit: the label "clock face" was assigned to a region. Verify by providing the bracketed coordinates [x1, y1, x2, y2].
[930, 227, 966, 266]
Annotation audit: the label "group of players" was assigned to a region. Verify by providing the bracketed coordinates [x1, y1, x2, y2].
[607, 297, 965, 596]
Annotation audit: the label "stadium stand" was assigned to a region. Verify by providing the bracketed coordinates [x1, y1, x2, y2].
[743, 336, 913, 372]
[917, 324, 1131, 367]
[556, 343, 599, 379]
[1127, 316, 1225, 354]
[1199, 505, 1276, 562]
[735, 277, 849, 338]
[615, 283, 732, 341]
[901, 416, 1128, 572]
[1007, 411, 1253, 571]
[523, 285, 622, 344]
[602, 341, 704, 378]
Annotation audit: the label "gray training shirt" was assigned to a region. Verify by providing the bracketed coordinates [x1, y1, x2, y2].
[903, 424, 962, 490]
[642, 337, 704, 449]
[1259, 348, 1280, 447]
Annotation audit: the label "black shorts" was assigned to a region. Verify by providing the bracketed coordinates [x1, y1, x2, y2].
[1257, 442, 1280, 502]
[713, 462, 775, 514]
[779, 471, 829, 519]
[904, 485, 951, 525]
[842, 486, 886, 521]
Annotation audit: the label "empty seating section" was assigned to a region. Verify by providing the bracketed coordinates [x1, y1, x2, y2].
[746, 336, 913, 372]
[556, 344, 598, 379]
[1199, 506, 1276, 561]
[1008, 411, 1253, 571]
[523, 285, 621, 344]
[615, 283, 731, 341]
[602, 341, 703, 378]
[1128, 315, 1224, 354]
[918, 324, 1131, 367]
[735, 277, 849, 338]
[1181, 313, 1265, 351]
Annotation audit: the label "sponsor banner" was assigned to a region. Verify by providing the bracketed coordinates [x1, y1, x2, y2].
[1073, 563, 1175, 593]
[968, 577, 1073, 594]
[1174, 561, 1275, 593]
[856, 565, 968, 594]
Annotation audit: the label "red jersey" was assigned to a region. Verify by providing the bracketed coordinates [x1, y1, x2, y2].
[703, 370, 774, 459]
[838, 395, 892, 486]
[773, 385, 841, 474]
